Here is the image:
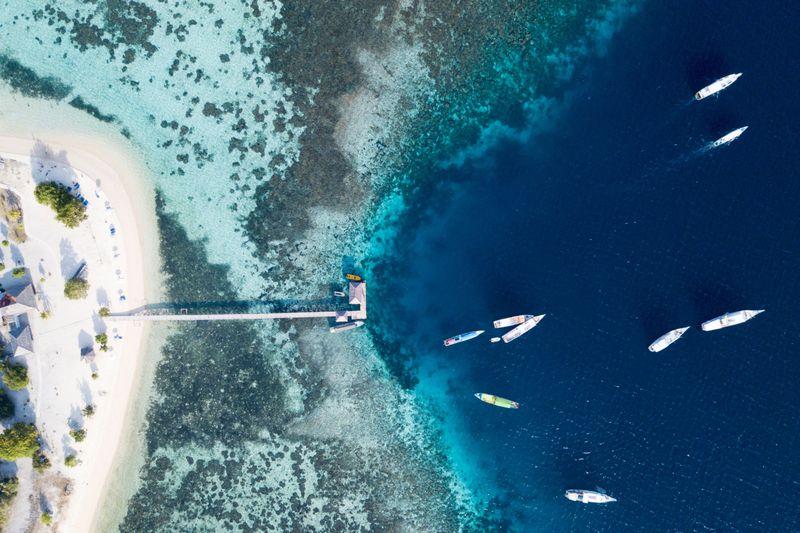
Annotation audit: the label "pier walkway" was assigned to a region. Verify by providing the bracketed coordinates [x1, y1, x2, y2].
[108, 281, 367, 323]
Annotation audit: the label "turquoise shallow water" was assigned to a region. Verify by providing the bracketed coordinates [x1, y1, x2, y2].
[0, 0, 639, 529]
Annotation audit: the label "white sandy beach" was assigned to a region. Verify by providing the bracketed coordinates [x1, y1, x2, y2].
[0, 129, 160, 532]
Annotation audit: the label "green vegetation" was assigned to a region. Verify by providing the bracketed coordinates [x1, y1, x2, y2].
[0, 477, 18, 528]
[2, 362, 28, 391]
[32, 449, 51, 473]
[7, 209, 21, 222]
[33, 182, 87, 228]
[64, 278, 89, 300]
[82, 404, 95, 418]
[10, 267, 25, 278]
[64, 454, 78, 467]
[95, 333, 109, 351]
[0, 423, 38, 460]
[91, 372, 99, 380]
[0, 240, 7, 247]
[69, 429, 86, 442]
[98, 306, 111, 317]
[0, 263, 4, 271]
[41, 512, 52, 525]
[0, 390, 13, 419]
[40, 311, 50, 319]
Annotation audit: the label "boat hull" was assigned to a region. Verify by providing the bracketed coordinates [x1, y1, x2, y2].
[701, 309, 764, 331]
[502, 314, 545, 343]
[444, 330, 484, 346]
[648, 326, 690, 352]
[694, 73, 742, 100]
[565, 490, 616, 504]
[474, 393, 519, 409]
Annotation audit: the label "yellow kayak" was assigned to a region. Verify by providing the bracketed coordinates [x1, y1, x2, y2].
[474, 393, 519, 409]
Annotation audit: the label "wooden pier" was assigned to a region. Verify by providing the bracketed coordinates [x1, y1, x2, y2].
[109, 281, 367, 323]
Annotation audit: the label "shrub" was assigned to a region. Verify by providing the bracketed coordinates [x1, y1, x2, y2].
[32, 449, 51, 473]
[2, 363, 27, 390]
[34, 182, 87, 228]
[82, 404, 95, 417]
[0, 241, 6, 247]
[7, 209, 21, 222]
[41, 512, 52, 525]
[64, 278, 89, 300]
[64, 454, 78, 467]
[0, 391, 13, 419]
[69, 429, 86, 442]
[2, 362, 28, 391]
[95, 333, 109, 352]
[11, 267, 25, 278]
[0, 423, 38, 460]
[98, 307, 111, 317]
[91, 372, 99, 380]
[40, 311, 50, 319]
[0, 477, 18, 527]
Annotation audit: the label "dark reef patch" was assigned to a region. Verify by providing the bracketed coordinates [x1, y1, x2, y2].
[0, 53, 71, 100]
[68, 96, 118, 123]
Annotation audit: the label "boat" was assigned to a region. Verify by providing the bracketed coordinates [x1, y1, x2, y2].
[474, 393, 519, 409]
[333, 291, 346, 297]
[345, 273, 363, 282]
[444, 330, 484, 346]
[565, 489, 617, 504]
[701, 309, 765, 331]
[330, 321, 365, 333]
[648, 326, 690, 352]
[710, 126, 748, 148]
[502, 314, 545, 343]
[493, 314, 533, 329]
[490, 337, 502, 343]
[694, 73, 742, 100]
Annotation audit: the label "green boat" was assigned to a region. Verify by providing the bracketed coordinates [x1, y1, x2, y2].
[474, 393, 519, 409]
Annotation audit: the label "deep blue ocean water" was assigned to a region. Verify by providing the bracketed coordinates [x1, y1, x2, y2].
[383, 2, 800, 530]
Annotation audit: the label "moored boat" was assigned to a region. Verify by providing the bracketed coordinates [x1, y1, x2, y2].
[474, 393, 519, 409]
[710, 126, 748, 148]
[502, 314, 545, 343]
[694, 73, 742, 100]
[444, 330, 484, 346]
[565, 489, 616, 504]
[493, 314, 533, 329]
[648, 326, 690, 352]
[701, 309, 765, 331]
[330, 321, 365, 333]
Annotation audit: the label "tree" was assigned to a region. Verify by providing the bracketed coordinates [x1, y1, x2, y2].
[64, 278, 89, 300]
[0, 391, 13, 419]
[2, 362, 28, 391]
[32, 449, 51, 473]
[0, 423, 39, 460]
[11, 267, 25, 278]
[69, 429, 86, 442]
[34, 182, 87, 228]
[41, 512, 52, 525]
[98, 307, 111, 317]
[64, 454, 78, 467]
[7, 209, 21, 222]
[95, 332, 109, 351]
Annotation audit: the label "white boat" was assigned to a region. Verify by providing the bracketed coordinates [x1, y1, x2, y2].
[490, 337, 502, 343]
[565, 489, 616, 504]
[502, 314, 545, 343]
[701, 309, 765, 331]
[330, 321, 365, 333]
[493, 315, 533, 329]
[710, 126, 748, 148]
[648, 326, 690, 352]
[694, 73, 742, 100]
[444, 330, 484, 347]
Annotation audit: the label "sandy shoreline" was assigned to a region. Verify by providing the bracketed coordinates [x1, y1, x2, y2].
[0, 126, 160, 531]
